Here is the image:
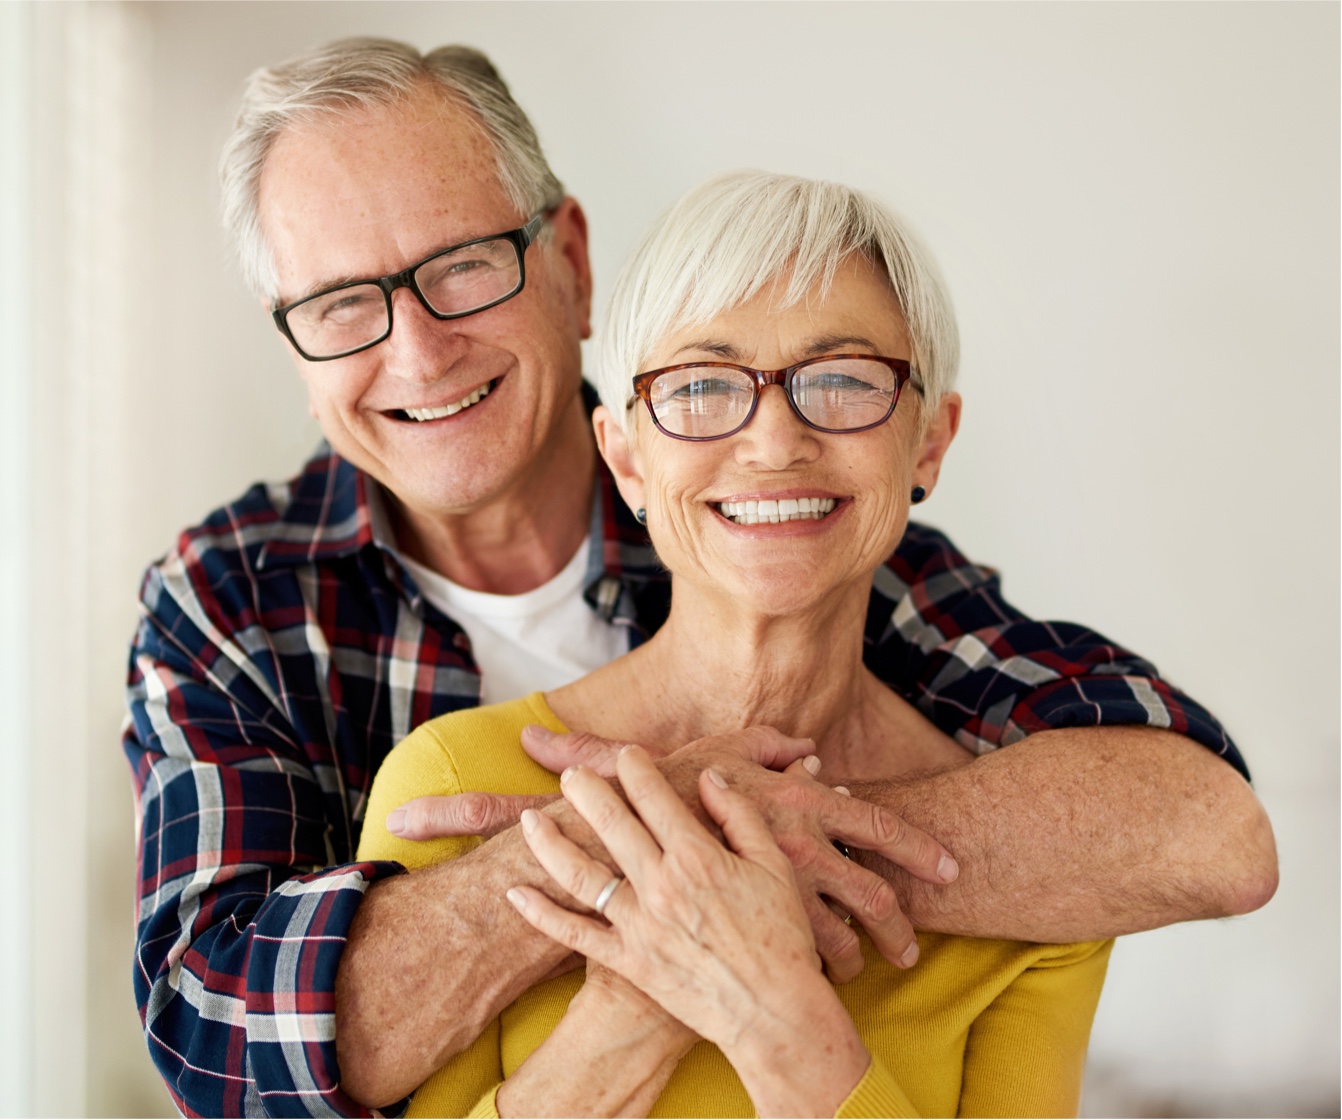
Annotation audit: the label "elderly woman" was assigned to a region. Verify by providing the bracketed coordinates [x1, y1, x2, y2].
[358, 171, 1112, 1117]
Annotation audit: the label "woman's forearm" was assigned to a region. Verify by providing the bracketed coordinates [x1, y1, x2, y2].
[719, 972, 870, 1118]
[496, 974, 696, 1118]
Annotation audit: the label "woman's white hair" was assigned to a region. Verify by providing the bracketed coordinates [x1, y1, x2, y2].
[220, 37, 564, 299]
[593, 170, 959, 432]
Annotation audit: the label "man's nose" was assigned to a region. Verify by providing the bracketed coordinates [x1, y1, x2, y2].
[379, 287, 464, 381]
[733, 384, 820, 469]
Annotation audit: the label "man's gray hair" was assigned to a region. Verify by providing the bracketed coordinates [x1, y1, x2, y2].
[220, 37, 565, 299]
[593, 170, 960, 433]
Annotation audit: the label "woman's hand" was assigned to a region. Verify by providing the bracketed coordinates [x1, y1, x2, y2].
[506, 746, 870, 1117]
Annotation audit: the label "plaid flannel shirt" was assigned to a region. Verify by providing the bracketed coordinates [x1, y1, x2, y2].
[124, 441, 1246, 1118]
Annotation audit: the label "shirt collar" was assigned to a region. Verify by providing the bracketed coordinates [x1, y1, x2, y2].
[256, 400, 670, 628]
[255, 444, 380, 569]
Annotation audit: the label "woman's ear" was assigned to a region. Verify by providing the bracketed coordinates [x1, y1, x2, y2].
[592, 405, 646, 514]
[911, 392, 962, 496]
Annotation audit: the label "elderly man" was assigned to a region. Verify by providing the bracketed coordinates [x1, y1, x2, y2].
[124, 37, 1275, 1117]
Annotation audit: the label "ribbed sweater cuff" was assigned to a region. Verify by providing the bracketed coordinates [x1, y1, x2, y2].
[836, 1055, 920, 1118]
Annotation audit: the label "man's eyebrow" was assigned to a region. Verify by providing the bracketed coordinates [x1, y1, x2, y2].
[290, 226, 503, 303]
[296, 274, 371, 302]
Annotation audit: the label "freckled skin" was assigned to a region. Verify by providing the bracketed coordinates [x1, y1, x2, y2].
[258, 84, 596, 589]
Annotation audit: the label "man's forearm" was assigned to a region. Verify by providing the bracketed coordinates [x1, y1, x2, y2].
[850, 727, 1278, 942]
[335, 802, 598, 1108]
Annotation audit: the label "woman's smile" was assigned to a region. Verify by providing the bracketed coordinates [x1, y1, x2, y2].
[714, 494, 841, 525]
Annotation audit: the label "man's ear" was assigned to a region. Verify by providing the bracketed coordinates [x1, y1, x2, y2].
[911, 391, 962, 497]
[592, 405, 646, 514]
[548, 198, 594, 340]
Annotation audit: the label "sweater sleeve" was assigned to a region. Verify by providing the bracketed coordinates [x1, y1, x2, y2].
[465, 1084, 503, 1119]
[955, 939, 1115, 1117]
[835, 1054, 921, 1118]
[358, 714, 539, 1118]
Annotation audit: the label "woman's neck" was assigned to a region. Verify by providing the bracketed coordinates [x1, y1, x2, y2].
[551, 577, 891, 778]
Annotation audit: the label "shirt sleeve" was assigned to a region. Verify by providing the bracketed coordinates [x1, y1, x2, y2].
[866, 524, 1250, 780]
[125, 568, 406, 1118]
[955, 939, 1115, 1117]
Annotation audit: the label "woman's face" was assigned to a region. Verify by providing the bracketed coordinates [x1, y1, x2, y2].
[597, 255, 961, 620]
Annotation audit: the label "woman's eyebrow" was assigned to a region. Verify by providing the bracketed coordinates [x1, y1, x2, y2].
[798, 334, 882, 357]
[672, 338, 743, 360]
[669, 334, 884, 363]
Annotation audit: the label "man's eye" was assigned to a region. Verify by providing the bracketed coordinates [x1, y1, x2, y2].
[317, 291, 379, 322]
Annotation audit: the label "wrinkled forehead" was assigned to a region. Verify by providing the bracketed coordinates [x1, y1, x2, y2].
[258, 90, 514, 299]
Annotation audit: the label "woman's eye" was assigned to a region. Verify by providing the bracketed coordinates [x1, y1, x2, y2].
[805, 373, 878, 392]
[676, 378, 739, 397]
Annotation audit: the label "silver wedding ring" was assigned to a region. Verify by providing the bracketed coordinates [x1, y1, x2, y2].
[593, 875, 624, 916]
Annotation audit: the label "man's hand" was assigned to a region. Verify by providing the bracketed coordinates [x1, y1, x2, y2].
[390, 724, 959, 982]
[386, 725, 810, 840]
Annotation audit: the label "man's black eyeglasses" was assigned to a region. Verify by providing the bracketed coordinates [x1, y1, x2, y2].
[272, 213, 545, 362]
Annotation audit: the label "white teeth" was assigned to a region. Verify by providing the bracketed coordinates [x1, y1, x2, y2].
[717, 497, 837, 525]
[403, 382, 491, 422]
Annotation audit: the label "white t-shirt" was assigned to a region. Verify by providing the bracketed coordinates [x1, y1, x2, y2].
[399, 538, 629, 705]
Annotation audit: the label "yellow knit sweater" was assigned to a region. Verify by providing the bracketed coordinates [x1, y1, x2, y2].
[358, 694, 1112, 1118]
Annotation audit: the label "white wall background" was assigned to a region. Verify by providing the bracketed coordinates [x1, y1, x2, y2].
[4, 2, 1336, 1116]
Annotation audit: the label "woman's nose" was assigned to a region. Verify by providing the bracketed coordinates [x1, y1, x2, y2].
[732, 384, 820, 469]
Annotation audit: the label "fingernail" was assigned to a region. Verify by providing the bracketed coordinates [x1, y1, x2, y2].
[506, 888, 528, 913]
[707, 768, 728, 789]
[834, 786, 851, 797]
[899, 940, 920, 968]
[937, 854, 959, 882]
[524, 724, 555, 743]
[385, 809, 408, 836]
[560, 766, 578, 784]
[619, 744, 636, 757]
[520, 809, 539, 834]
[802, 755, 822, 776]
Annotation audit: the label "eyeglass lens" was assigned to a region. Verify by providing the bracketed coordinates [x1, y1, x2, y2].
[283, 236, 525, 359]
[647, 358, 898, 439]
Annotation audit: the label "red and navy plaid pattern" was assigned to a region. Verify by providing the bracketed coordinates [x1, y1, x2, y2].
[124, 440, 1245, 1118]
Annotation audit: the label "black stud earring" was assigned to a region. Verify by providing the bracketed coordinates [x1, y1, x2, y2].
[634, 507, 648, 526]
[910, 486, 927, 504]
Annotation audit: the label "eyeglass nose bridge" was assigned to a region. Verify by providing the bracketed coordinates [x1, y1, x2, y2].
[745, 366, 815, 431]
[373, 265, 443, 328]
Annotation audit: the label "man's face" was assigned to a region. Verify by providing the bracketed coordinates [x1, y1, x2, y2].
[258, 85, 592, 520]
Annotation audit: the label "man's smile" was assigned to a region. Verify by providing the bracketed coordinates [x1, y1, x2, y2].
[385, 378, 499, 422]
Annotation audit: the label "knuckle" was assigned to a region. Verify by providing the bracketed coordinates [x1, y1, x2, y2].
[776, 833, 822, 875]
[586, 797, 624, 834]
[855, 875, 899, 924]
[867, 803, 905, 847]
[576, 733, 616, 763]
[561, 863, 589, 898]
[816, 916, 861, 965]
[621, 772, 661, 805]
[457, 794, 496, 833]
